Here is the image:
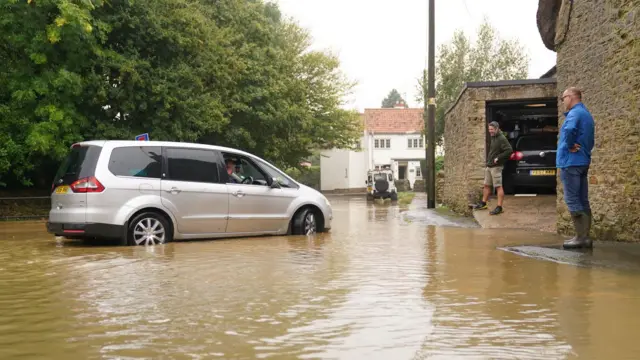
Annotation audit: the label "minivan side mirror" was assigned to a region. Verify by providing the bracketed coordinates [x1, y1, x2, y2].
[270, 177, 281, 189]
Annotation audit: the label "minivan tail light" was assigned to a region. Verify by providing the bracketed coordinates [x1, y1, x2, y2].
[70, 176, 105, 193]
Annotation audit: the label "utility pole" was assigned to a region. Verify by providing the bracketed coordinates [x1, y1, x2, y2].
[426, 0, 436, 208]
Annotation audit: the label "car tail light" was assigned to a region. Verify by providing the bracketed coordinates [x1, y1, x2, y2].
[70, 176, 105, 193]
[510, 151, 524, 161]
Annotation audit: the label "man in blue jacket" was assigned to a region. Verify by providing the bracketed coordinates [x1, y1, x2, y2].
[558, 87, 595, 249]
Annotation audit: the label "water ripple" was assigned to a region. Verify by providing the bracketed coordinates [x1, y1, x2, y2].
[1, 199, 640, 359]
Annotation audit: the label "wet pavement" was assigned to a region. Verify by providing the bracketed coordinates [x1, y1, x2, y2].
[2, 194, 640, 359]
[473, 195, 557, 233]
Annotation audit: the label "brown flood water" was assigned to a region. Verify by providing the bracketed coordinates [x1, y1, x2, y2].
[1, 195, 640, 359]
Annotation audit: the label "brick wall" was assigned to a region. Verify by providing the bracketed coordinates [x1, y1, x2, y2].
[554, 0, 639, 241]
[443, 83, 557, 216]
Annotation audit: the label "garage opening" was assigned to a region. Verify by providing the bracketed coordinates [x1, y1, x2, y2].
[485, 98, 558, 195]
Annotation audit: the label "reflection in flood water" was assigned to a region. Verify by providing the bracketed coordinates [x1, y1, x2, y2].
[1, 194, 640, 359]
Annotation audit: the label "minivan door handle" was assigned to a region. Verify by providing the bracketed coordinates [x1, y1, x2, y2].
[166, 187, 181, 194]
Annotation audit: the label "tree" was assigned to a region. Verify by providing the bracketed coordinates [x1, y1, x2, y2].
[0, 0, 361, 187]
[381, 89, 407, 108]
[416, 18, 529, 145]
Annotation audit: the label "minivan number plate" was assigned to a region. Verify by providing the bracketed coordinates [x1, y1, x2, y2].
[55, 185, 70, 194]
[530, 170, 556, 176]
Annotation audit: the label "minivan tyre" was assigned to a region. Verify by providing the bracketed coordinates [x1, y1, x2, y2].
[390, 192, 398, 201]
[292, 208, 318, 236]
[125, 212, 173, 246]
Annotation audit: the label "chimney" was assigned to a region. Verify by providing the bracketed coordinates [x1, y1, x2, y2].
[394, 100, 406, 109]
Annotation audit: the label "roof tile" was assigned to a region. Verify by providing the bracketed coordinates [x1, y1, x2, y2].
[364, 108, 424, 134]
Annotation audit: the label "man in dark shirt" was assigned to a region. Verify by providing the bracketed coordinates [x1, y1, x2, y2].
[473, 121, 513, 215]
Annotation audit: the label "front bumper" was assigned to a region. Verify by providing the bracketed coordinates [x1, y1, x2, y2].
[46, 222, 125, 239]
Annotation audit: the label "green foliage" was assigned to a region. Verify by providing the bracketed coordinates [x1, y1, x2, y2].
[0, 0, 361, 187]
[285, 165, 320, 190]
[419, 156, 444, 179]
[381, 89, 406, 108]
[416, 17, 529, 145]
[436, 156, 444, 173]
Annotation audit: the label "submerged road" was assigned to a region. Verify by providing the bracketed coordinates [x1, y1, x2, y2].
[1, 194, 639, 359]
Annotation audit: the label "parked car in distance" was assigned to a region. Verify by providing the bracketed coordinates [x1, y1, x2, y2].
[503, 133, 558, 194]
[47, 141, 332, 246]
[366, 168, 398, 201]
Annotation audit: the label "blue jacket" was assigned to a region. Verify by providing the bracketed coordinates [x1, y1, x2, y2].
[557, 102, 595, 168]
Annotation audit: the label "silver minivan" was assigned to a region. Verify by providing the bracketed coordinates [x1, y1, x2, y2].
[46, 140, 332, 246]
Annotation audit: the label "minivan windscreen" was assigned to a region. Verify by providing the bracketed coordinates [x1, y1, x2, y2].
[53, 145, 102, 187]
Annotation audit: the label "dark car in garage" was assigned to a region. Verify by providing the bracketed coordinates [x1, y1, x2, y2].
[503, 133, 558, 194]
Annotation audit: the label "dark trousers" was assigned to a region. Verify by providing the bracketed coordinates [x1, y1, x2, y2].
[560, 166, 591, 213]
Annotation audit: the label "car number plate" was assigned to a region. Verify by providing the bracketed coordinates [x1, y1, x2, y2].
[55, 185, 70, 194]
[530, 169, 556, 176]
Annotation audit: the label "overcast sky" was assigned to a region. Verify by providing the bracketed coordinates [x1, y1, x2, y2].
[276, 0, 556, 112]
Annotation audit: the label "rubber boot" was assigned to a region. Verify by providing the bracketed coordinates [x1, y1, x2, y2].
[584, 209, 593, 248]
[563, 211, 590, 249]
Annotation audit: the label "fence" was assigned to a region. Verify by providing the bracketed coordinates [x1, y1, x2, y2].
[0, 196, 50, 221]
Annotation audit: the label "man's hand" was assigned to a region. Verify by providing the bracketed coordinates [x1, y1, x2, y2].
[569, 143, 581, 153]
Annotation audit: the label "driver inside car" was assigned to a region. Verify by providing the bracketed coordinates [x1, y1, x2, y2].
[225, 158, 243, 183]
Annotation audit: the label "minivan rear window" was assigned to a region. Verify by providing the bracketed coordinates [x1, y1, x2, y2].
[53, 145, 102, 186]
[108, 146, 162, 178]
[516, 135, 557, 151]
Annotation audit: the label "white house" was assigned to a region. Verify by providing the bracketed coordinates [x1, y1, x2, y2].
[321, 102, 443, 192]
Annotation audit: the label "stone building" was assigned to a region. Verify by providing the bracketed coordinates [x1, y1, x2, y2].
[442, 80, 557, 215]
[537, 0, 639, 241]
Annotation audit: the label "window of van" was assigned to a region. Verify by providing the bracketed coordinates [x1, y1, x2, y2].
[165, 148, 220, 183]
[53, 145, 102, 186]
[108, 146, 162, 178]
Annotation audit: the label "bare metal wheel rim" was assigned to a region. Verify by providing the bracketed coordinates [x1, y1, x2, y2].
[304, 213, 316, 235]
[133, 218, 166, 246]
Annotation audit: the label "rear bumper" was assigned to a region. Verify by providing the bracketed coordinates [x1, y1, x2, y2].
[508, 171, 557, 188]
[46, 222, 125, 239]
[371, 191, 394, 198]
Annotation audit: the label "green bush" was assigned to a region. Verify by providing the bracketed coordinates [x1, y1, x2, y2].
[419, 156, 444, 177]
[285, 166, 320, 190]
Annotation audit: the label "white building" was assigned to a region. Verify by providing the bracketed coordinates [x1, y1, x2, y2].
[321, 103, 443, 192]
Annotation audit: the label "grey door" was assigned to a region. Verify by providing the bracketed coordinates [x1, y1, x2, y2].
[222, 152, 298, 234]
[160, 147, 229, 235]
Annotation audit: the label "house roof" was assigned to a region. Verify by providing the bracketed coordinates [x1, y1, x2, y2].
[364, 108, 424, 134]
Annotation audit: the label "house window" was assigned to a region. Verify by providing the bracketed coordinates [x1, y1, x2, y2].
[408, 138, 424, 148]
[374, 138, 391, 149]
[416, 166, 422, 177]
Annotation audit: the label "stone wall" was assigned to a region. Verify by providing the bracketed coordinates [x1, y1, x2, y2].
[553, 0, 640, 241]
[436, 171, 445, 206]
[443, 90, 482, 216]
[413, 179, 425, 192]
[443, 83, 557, 216]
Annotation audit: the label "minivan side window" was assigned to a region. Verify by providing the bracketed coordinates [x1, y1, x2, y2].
[222, 152, 268, 186]
[165, 148, 221, 184]
[256, 160, 298, 189]
[108, 146, 162, 178]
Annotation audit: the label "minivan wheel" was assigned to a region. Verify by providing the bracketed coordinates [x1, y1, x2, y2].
[127, 212, 172, 246]
[292, 208, 318, 236]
